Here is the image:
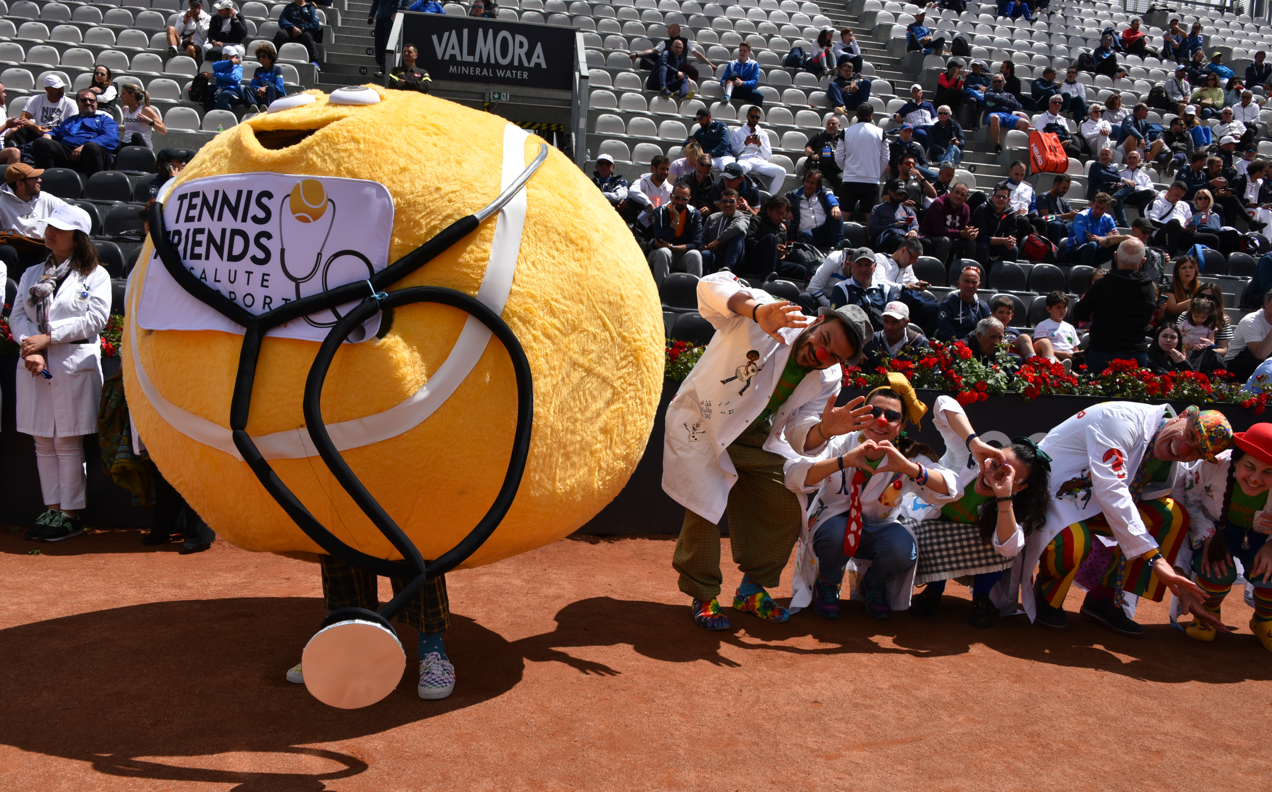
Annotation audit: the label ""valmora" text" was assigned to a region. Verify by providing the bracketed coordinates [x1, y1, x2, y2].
[431, 28, 547, 68]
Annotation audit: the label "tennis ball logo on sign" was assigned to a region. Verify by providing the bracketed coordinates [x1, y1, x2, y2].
[289, 179, 329, 223]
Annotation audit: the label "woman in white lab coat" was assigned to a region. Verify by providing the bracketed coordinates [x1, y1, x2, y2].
[1178, 423, 1272, 651]
[785, 374, 957, 620]
[12, 204, 109, 542]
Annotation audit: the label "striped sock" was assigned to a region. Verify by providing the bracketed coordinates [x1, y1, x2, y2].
[1254, 587, 1272, 625]
[1196, 575, 1231, 616]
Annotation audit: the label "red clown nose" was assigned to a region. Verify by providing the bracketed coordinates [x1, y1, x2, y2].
[814, 346, 829, 363]
[876, 415, 888, 426]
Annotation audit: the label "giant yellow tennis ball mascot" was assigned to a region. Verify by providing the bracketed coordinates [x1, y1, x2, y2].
[121, 86, 664, 568]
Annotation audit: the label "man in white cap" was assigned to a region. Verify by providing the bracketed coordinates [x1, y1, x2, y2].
[202, 44, 247, 112]
[0, 163, 66, 278]
[167, 0, 212, 61]
[1213, 105, 1250, 150]
[893, 84, 938, 146]
[31, 89, 118, 177]
[6, 75, 75, 149]
[207, 0, 247, 58]
[862, 299, 929, 369]
[590, 153, 628, 207]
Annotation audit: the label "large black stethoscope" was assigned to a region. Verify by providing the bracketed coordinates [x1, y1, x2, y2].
[146, 141, 548, 708]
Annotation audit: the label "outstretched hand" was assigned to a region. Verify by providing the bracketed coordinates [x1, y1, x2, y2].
[1157, 561, 1235, 632]
[756, 300, 810, 344]
[819, 394, 876, 439]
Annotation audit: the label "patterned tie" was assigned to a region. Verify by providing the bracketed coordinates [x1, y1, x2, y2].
[841, 469, 867, 558]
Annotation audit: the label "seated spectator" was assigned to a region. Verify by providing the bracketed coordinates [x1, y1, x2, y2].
[832, 28, 863, 74]
[388, 44, 432, 95]
[407, 0, 445, 11]
[1000, 161, 1035, 240]
[1080, 103, 1113, 155]
[167, 0, 211, 61]
[1156, 115, 1195, 175]
[888, 125, 932, 179]
[1057, 66, 1088, 120]
[1177, 294, 1228, 373]
[1229, 159, 1272, 233]
[6, 76, 75, 152]
[687, 108, 734, 170]
[862, 300, 930, 369]
[275, 0, 322, 68]
[1065, 192, 1127, 268]
[1029, 66, 1063, 111]
[1208, 51, 1235, 82]
[646, 39, 694, 100]
[827, 60, 871, 113]
[1231, 90, 1262, 129]
[87, 67, 117, 112]
[1182, 22, 1206, 62]
[931, 162, 958, 199]
[1115, 149, 1157, 225]
[700, 188, 749, 273]
[1213, 106, 1252, 150]
[0, 163, 65, 277]
[1145, 181, 1199, 254]
[1148, 323, 1193, 373]
[1161, 65, 1192, 116]
[147, 147, 192, 200]
[804, 115, 844, 190]
[1163, 253, 1203, 320]
[895, 157, 938, 209]
[785, 170, 842, 248]
[648, 182, 702, 285]
[984, 74, 1030, 155]
[1247, 51, 1272, 90]
[1192, 73, 1224, 119]
[998, 60, 1024, 103]
[962, 60, 991, 130]
[468, 0, 495, 16]
[920, 180, 976, 263]
[1223, 77, 1246, 111]
[721, 43, 763, 106]
[997, 0, 1030, 21]
[1091, 34, 1126, 79]
[709, 162, 761, 215]
[971, 184, 1020, 265]
[874, 236, 938, 331]
[591, 153, 628, 207]
[964, 315, 1011, 362]
[1032, 174, 1076, 245]
[1037, 94, 1081, 158]
[743, 194, 803, 280]
[1178, 149, 1213, 198]
[934, 60, 965, 118]
[668, 140, 702, 183]
[1180, 189, 1229, 254]
[250, 44, 289, 107]
[1074, 238, 1156, 371]
[1186, 48, 1211, 86]
[1121, 18, 1149, 57]
[627, 154, 673, 227]
[629, 24, 715, 85]
[1086, 145, 1122, 202]
[1118, 103, 1164, 161]
[805, 30, 838, 77]
[906, 12, 945, 56]
[31, 90, 118, 177]
[1161, 18, 1186, 62]
[731, 107, 786, 193]
[830, 248, 901, 330]
[936, 265, 991, 340]
[867, 179, 923, 255]
[1032, 291, 1079, 361]
[207, 0, 247, 58]
[1224, 287, 1272, 379]
[118, 84, 165, 149]
[680, 152, 715, 215]
[203, 45, 247, 112]
[989, 294, 1048, 361]
[894, 85, 937, 141]
[803, 245, 851, 310]
[1102, 92, 1130, 130]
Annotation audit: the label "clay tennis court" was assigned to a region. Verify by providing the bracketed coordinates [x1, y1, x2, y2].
[1, 529, 1267, 791]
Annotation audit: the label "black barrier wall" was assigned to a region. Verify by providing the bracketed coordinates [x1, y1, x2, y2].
[401, 13, 576, 91]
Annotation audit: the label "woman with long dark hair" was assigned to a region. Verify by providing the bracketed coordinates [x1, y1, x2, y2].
[1146, 323, 1194, 373]
[13, 204, 109, 542]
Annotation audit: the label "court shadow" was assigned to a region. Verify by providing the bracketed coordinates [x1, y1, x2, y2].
[0, 529, 167, 556]
[0, 597, 523, 790]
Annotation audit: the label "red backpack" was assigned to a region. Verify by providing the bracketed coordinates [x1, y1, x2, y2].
[1029, 130, 1068, 173]
[1022, 233, 1057, 262]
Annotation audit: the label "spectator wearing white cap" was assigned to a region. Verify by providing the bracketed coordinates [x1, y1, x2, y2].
[6, 75, 75, 149]
[0, 163, 66, 277]
[1079, 102, 1112, 154]
[167, 0, 212, 61]
[591, 153, 628, 207]
[203, 45, 247, 112]
[32, 89, 118, 177]
[207, 0, 248, 59]
[1213, 105, 1250, 150]
[893, 84, 937, 146]
[11, 203, 109, 543]
[862, 299, 929, 369]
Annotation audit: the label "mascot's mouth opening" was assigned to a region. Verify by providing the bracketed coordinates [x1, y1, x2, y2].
[253, 127, 321, 150]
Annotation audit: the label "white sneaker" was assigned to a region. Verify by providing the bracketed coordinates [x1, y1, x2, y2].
[285, 663, 304, 684]
[417, 652, 455, 700]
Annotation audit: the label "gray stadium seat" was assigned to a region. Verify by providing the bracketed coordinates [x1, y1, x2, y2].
[164, 105, 200, 130]
[202, 109, 237, 131]
[277, 42, 309, 63]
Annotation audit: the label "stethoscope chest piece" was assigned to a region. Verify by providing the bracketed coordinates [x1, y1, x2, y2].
[301, 608, 405, 708]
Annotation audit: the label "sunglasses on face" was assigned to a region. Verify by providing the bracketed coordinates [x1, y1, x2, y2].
[869, 406, 903, 423]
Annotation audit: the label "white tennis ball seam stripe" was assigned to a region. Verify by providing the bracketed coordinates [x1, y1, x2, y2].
[128, 123, 533, 461]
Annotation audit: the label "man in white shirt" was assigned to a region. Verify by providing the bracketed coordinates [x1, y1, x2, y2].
[8, 75, 76, 148]
[1080, 103, 1113, 154]
[834, 103, 888, 223]
[625, 153, 674, 227]
[1145, 181, 1192, 253]
[874, 235, 938, 334]
[731, 105, 786, 194]
[1213, 106, 1249, 150]
[0, 162, 64, 276]
[1036, 95, 1079, 157]
[1231, 90, 1262, 126]
[1058, 66, 1088, 119]
[1163, 65, 1192, 116]
[1117, 149, 1157, 223]
[1000, 160, 1034, 242]
[784, 169, 841, 248]
[1225, 288, 1272, 379]
[166, 0, 212, 61]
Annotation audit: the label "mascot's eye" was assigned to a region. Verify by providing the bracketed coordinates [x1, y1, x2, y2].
[267, 93, 317, 113]
[329, 86, 381, 105]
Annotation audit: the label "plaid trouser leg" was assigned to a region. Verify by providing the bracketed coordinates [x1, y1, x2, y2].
[319, 555, 451, 634]
[671, 442, 802, 601]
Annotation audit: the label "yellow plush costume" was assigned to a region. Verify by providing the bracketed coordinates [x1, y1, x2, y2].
[122, 87, 664, 568]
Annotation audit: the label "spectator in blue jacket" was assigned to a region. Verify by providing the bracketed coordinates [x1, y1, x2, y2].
[935, 264, 991, 341]
[1182, 22, 1206, 61]
[867, 179, 920, 253]
[1065, 193, 1128, 268]
[996, 0, 1030, 21]
[925, 105, 963, 165]
[32, 90, 118, 176]
[249, 43, 286, 109]
[1207, 52, 1235, 81]
[721, 42, 763, 106]
[278, 0, 323, 68]
[962, 60, 990, 128]
[1029, 66, 1062, 110]
[785, 170, 842, 248]
[407, 0, 444, 10]
[830, 248, 901, 327]
[646, 39, 693, 99]
[205, 45, 247, 111]
[905, 12, 945, 56]
[984, 74, 1029, 154]
[1247, 51, 1272, 89]
[827, 60, 871, 111]
[687, 107, 734, 168]
[468, 0, 495, 17]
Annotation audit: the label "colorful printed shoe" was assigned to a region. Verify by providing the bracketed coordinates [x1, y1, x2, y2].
[1185, 617, 1217, 642]
[861, 582, 891, 621]
[812, 579, 840, 620]
[1251, 617, 1272, 653]
[418, 652, 456, 700]
[733, 589, 790, 623]
[285, 663, 304, 684]
[691, 598, 732, 631]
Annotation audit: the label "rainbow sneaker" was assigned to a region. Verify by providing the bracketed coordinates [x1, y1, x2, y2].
[691, 598, 732, 630]
[732, 588, 790, 623]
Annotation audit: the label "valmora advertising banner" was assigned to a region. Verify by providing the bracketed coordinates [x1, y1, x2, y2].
[402, 12, 576, 91]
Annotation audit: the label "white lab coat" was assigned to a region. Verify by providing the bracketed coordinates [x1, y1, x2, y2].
[1001, 402, 1188, 620]
[784, 430, 958, 612]
[10, 260, 111, 437]
[661, 272, 845, 525]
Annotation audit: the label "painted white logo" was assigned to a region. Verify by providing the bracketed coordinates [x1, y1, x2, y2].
[137, 173, 395, 343]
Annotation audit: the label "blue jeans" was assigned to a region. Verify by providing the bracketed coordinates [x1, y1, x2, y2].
[1085, 349, 1148, 372]
[797, 214, 844, 248]
[649, 65, 690, 97]
[999, 0, 1030, 19]
[700, 233, 745, 273]
[975, 241, 1019, 265]
[925, 570, 1005, 597]
[211, 89, 245, 111]
[1059, 93, 1086, 118]
[813, 514, 917, 590]
[930, 143, 963, 165]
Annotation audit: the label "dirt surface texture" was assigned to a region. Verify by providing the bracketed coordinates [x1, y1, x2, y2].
[1, 530, 1268, 791]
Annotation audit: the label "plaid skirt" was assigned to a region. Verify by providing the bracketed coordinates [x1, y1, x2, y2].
[907, 516, 1016, 586]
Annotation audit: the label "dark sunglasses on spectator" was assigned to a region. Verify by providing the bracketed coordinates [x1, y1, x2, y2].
[721, 199, 737, 204]
[870, 406, 903, 423]
[938, 110, 950, 115]
[78, 97, 96, 103]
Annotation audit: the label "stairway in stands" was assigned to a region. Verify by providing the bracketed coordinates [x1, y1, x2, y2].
[315, 0, 379, 92]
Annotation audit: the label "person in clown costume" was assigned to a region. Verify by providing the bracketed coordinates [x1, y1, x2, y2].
[1015, 402, 1233, 637]
[784, 374, 959, 620]
[1178, 422, 1272, 651]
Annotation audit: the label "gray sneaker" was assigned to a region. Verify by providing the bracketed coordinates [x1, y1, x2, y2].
[39, 512, 84, 542]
